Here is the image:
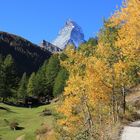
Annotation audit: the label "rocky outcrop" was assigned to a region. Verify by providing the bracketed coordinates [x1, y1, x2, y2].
[40, 40, 62, 53]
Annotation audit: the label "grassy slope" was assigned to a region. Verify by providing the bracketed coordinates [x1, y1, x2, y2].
[0, 103, 57, 140]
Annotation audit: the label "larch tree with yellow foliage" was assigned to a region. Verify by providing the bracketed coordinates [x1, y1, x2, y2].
[56, 46, 113, 140]
[56, 0, 140, 139]
[110, 0, 140, 114]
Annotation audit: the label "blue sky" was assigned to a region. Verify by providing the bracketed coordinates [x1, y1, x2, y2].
[0, 0, 122, 44]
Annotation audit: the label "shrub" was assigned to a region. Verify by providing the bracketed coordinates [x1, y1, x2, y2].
[35, 125, 51, 136]
[9, 121, 19, 130]
[41, 108, 52, 116]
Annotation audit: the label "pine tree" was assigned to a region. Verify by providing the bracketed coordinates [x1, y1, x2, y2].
[17, 72, 27, 99]
[0, 55, 6, 101]
[4, 55, 17, 85]
[2, 54, 17, 99]
[45, 54, 60, 96]
[53, 68, 69, 97]
[27, 72, 36, 97]
[34, 60, 48, 97]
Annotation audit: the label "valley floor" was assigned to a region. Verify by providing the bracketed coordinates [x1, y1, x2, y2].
[0, 103, 57, 140]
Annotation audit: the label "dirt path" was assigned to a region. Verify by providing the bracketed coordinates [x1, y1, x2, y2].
[121, 85, 140, 140]
[121, 121, 140, 140]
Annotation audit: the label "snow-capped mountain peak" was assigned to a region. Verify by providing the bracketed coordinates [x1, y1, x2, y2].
[52, 19, 85, 49]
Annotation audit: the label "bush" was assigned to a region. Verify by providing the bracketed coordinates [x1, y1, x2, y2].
[35, 125, 51, 135]
[9, 121, 19, 130]
[41, 108, 52, 116]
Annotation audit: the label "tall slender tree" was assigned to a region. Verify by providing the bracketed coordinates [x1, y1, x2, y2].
[34, 60, 48, 97]
[2, 54, 17, 100]
[53, 68, 69, 97]
[0, 55, 6, 101]
[17, 72, 27, 99]
[27, 72, 36, 97]
[45, 54, 60, 96]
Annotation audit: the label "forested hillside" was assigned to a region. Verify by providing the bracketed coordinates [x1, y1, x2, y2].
[0, 31, 51, 75]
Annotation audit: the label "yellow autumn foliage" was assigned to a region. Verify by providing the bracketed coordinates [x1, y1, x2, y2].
[56, 0, 140, 139]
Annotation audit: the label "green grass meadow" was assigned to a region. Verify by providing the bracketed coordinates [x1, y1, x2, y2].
[0, 103, 56, 140]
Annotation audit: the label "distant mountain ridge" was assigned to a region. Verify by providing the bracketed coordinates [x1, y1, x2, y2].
[52, 19, 85, 49]
[40, 40, 62, 53]
[0, 31, 51, 75]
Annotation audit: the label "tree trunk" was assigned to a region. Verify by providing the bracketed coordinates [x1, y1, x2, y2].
[112, 68, 116, 123]
[82, 90, 94, 140]
[122, 86, 126, 115]
[2, 97, 5, 103]
[84, 98, 94, 140]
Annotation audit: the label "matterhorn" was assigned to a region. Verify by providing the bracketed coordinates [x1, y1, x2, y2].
[52, 19, 85, 49]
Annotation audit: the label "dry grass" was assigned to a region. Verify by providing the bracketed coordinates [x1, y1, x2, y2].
[36, 124, 57, 140]
[126, 84, 140, 103]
